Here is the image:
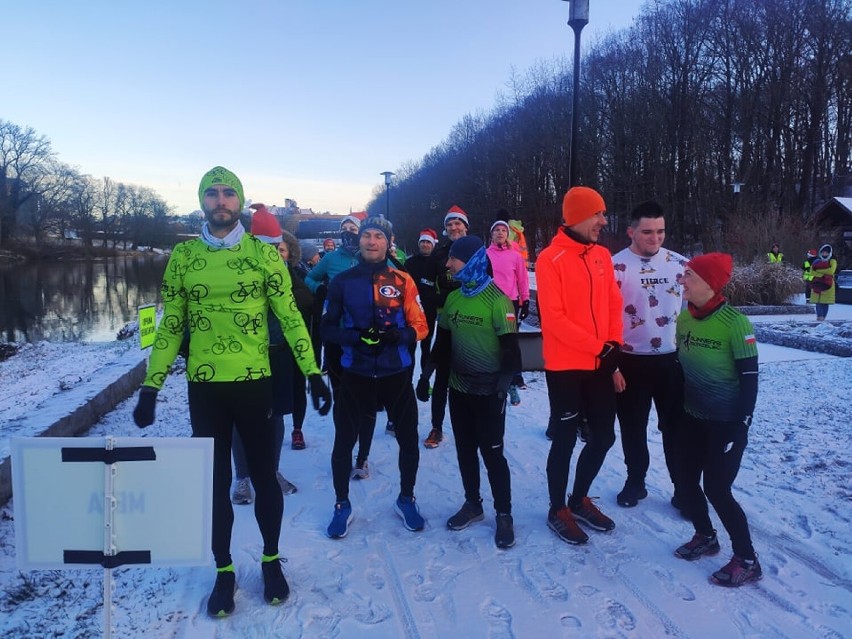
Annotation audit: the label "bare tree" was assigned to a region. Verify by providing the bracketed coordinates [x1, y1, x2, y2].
[0, 120, 55, 244]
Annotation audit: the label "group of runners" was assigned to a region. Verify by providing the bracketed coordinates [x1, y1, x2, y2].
[133, 167, 763, 618]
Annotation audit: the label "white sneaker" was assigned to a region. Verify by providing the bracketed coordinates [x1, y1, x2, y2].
[232, 477, 253, 504]
[351, 460, 369, 480]
[276, 472, 298, 495]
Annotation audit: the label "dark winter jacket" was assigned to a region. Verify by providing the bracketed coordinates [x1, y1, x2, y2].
[425, 241, 460, 309]
[321, 259, 428, 377]
[405, 253, 438, 312]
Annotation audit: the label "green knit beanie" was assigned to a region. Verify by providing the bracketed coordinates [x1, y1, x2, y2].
[198, 166, 245, 210]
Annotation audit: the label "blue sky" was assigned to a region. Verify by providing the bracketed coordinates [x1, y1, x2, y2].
[4, 0, 643, 215]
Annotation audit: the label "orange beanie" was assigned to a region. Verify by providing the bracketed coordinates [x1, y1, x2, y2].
[562, 186, 606, 226]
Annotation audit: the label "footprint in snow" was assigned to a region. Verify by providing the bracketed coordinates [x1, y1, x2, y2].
[481, 597, 514, 639]
[595, 598, 636, 632]
[560, 614, 582, 628]
[650, 565, 696, 601]
[795, 513, 813, 538]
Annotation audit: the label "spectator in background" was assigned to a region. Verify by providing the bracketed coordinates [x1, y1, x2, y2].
[809, 244, 837, 321]
[298, 241, 321, 273]
[322, 238, 336, 256]
[420, 205, 469, 449]
[407, 228, 440, 390]
[390, 233, 407, 266]
[231, 219, 313, 505]
[801, 248, 817, 300]
[766, 243, 783, 264]
[486, 212, 530, 406]
[297, 240, 323, 370]
[305, 213, 365, 381]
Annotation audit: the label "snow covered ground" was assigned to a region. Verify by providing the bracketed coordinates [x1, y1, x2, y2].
[1, 306, 851, 638]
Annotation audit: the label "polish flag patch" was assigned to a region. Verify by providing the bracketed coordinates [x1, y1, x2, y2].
[506, 313, 516, 321]
[744, 334, 756, 345]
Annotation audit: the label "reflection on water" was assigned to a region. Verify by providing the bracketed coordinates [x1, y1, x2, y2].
[0, 256, 168, 343]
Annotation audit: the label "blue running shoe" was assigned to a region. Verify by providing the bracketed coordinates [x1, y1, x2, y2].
[395, 495, 425, 531]
[327, 500, 353, 539]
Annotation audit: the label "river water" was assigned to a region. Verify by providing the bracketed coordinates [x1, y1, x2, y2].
[0, 256, 168, 343]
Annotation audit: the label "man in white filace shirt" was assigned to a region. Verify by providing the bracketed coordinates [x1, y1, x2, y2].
[611, 200, 688, 511]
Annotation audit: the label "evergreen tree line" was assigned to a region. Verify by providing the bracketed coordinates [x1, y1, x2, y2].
[0, 120, 173, 250]
[368, 0, 851, 262]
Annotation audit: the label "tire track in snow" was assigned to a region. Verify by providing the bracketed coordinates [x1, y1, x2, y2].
[752, 525, 852, 590]
[379, 540, 421, 639]
[620, 495, 834, 637]
[581, 540, 692, 639]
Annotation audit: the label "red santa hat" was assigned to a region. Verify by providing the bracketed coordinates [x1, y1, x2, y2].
[249, 204, 283, 244]
[443, 205, 469, 230]
[418, 228, 439, 245]
[340, 211, 367, 230]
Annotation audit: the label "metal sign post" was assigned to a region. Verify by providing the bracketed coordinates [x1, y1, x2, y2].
[11, 436, 214, 638]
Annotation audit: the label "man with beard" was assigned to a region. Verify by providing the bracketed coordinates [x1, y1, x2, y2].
[132, 166, 331, 617]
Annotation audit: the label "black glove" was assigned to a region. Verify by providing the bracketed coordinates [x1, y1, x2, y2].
[133, 386, 158, 428]
[309, 374, 332, 416]
[379, 327, 402, 345]
[598, 340, 621, 375]
[359, 327, 382, 350]
[415, 376, 431, 402]
[518, 300, 530, 322]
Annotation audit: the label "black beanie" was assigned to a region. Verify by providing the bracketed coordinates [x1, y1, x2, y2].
[449, 235, 484, 263]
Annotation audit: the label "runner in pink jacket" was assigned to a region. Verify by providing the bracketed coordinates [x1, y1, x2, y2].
[486, 216, 531, 402]
[487, 221, 530, 310]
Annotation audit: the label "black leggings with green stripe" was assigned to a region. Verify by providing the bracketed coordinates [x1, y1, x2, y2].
[188, 378, 282, 568]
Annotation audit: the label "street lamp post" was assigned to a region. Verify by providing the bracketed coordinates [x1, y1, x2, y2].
[564, 0, 589, 187]
[380, 171, 395, 220]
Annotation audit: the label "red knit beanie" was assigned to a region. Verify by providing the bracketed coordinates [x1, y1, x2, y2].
[562, 186, 606, 226]
[687, 252, 733, 293]
[249, 204, 283, 244]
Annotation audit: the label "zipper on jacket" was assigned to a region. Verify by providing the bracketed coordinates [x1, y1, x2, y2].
[580, 246, 600, 370]
[371, 270, 379, 378]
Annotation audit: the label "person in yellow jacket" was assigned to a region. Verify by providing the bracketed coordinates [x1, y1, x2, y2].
[802, 248, 817, 299]
[809, 244, 837, 320]
[767, 243, 783, 263]
[131, 166, 331, 617]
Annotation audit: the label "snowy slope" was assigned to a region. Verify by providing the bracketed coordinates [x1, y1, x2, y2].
[1, 317, 851, 638]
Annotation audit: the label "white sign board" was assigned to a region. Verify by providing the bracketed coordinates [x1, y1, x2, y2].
[12, 437, 213, 570]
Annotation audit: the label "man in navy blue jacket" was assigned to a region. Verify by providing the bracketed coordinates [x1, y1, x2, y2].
[321, 217, 429, 538]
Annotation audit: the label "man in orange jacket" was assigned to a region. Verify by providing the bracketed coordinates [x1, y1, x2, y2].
[535, 186, 624, 545]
